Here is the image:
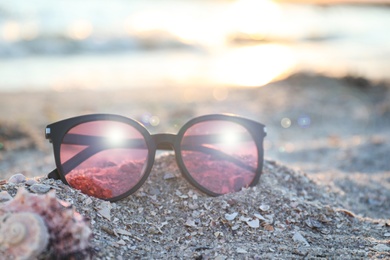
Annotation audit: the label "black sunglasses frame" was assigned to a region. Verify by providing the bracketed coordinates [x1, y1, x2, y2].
[46, 113, 266, 201]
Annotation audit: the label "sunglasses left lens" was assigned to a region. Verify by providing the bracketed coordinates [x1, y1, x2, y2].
[59, 121, 148, 199]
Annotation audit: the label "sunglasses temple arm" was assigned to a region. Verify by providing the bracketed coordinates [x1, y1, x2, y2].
[181, 145, 257, 172]
[48, 144, 256, 181]
[47, 141, 147, 179]
[49, 134, 259, 179]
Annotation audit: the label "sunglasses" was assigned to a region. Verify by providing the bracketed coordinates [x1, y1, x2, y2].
[45, 114, 266, 201]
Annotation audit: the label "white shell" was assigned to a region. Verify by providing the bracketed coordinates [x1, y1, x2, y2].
[0, 187, 92, 259]
[0, 212, 49, 259]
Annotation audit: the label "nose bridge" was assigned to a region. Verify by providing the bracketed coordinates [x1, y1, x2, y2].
[152, 133, 177, 150]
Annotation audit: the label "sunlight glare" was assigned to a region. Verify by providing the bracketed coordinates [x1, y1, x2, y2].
[212, 44, 296, 87]
[122, 0, 282, 47]
[226, 0, 282, 35]
[126, 10, 227, 46]
[221, 131, 240, 146]
[107, 128, 125, 146]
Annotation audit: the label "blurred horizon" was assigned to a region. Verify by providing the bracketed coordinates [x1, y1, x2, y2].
[277, 0, 390, 4]
[1, 0, 390, 91]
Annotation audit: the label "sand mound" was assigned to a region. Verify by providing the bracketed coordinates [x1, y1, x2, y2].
[1, 155, 389, 259]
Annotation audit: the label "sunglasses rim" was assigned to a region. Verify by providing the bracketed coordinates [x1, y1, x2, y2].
[175, 114, 265, 196]
[46, 113, 266, 201]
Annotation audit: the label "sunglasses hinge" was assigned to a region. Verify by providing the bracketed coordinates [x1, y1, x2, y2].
[45, 127, 52, 141]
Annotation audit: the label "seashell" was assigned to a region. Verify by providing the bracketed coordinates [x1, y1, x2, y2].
[254, 213, 266, 221]
[0, 187, 92, 259]
[263, 223, 275, 232]
[96, 201, 112, 221]
[231, 225, 240, 231]
[292, 231, 310, 246]
[259, 204, 270, 212]
[246, 218, 260, 228]
[225, 212, 238, 221]
[0, 212, 49, 259]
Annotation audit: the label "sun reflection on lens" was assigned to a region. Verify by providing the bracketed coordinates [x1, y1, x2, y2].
[107, 128, 125, 146]
[221, 131, 240, 146]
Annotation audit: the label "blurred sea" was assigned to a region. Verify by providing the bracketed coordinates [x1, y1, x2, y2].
[0, 0, 390, 91]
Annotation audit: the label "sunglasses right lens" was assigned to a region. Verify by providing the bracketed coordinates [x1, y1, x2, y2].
[59, 121, 149, 200]
[180, 120, 258, 195]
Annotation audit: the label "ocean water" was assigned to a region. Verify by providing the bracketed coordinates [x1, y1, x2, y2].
[1, 0, 390, 91]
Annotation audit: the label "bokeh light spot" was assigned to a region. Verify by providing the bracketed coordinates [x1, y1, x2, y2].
[213, 88, 229, 101]
[2, 21, 21, 42]
[297, 115, 311, 128]
[281, 118, 292, 128]
[67, 20, 93, 40]
[149, 116, 160, 127]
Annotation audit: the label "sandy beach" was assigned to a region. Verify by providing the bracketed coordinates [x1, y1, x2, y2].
[1, 0, 390, 257]
[0, 72, 389, 258]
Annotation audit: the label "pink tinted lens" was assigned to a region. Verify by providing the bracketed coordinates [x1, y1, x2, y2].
[60, 121, 148, 199]
[181, 120, 258, 194]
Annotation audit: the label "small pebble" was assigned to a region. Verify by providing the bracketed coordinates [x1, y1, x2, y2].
[184, 218, 197, 228]
[148, 226, 160, 234]
[116, 229, 132, 236]
[116, 240, 126, 246]
[8, 173, 26, 184]
[163, 172, 176, 180]
[26, 179, 38, 186]
[84, 197, 93, 205]
[236, 248, 248, 253]
[0, 191, 12, 202]
[29, 184, 51, 194]
[373, 244, 390, 252]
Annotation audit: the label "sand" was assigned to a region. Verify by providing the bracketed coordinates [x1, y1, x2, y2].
[0, 73, 389, 258]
